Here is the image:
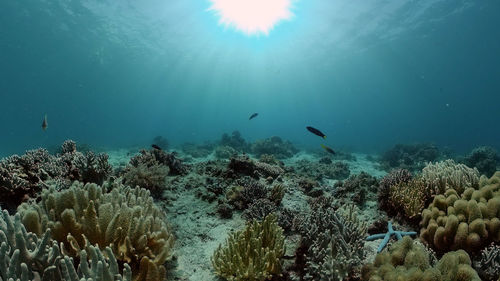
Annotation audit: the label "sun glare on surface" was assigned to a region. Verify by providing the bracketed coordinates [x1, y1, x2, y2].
[208, 0, 294, 36]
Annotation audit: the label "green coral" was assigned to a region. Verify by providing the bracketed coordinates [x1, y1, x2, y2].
[211, 214, 285, 281]
[362, 236, 480, 281]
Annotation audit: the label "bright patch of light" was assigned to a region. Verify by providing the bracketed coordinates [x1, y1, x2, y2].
[208, 0, 294, 36]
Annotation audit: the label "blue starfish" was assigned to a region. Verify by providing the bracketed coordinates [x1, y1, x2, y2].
[366, 221, 417, 252]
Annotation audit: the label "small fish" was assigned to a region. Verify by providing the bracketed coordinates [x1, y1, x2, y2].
[321, 144, 336, 155]
[152, 144, 162, 150]
[41, 114, 48, 131]
[249, 113, 258, 120]
[306, 126, 326, 139]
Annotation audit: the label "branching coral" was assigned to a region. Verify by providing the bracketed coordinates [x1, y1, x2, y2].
[378, 169, 412, 214]
[380, 143, 440, 172]
[421, 159, 480, 195]
[130, 148, 187, 176]
[294, 160, 350, 181]
[17, 181, 174, 281]
[122, 163, 169, 197]
[362, 236, 481, 281]
[473, 243, 500, 281]
[228, 155, 284, 179]
[211, 214, 285, 281]
[419, 171, 500, 255]
[389, 177, 431, 224]
[334, 172, 379, 206]
[219, 131, 251, 153]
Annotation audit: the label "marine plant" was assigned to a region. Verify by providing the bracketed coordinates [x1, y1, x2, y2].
[17, 180, 174, 281]
[211, 214, 285, 281]
[419, 171, 500, 255]
[362, 236, 481, 281]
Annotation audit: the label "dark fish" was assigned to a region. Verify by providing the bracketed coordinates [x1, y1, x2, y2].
[249, 113, 258, 120]
[306, 126, 326, 139]
[152, 144, 162, 150]
[321, 144, 335, 155]
[42, 114, 48, 131]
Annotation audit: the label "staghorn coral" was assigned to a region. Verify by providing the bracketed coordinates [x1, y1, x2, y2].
[334, 172, 379, 206]
[473, 243, 500, 281]
[242, 199, 277, 222]
[0, 148, 66, 211]
[122, 163, 169, 197]
[302, 205, 367, 281]
[251, 136, 299, 159]
[269, 184, 285, 205]
[389, 177, 432, 224]
[421, 159, 480, 195]
[362, 236, 481, 281]
[211, 214, 285, 281]
[465, 146, 499, 177]
[378, 169, 412, 215]
[17, 181, 174, 281]
[419, 171, 500, 255]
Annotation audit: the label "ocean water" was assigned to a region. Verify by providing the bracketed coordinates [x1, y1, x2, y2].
[0, 0, 499, 155]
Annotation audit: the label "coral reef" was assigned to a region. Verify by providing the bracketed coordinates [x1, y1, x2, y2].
[294, 160, 350, 181]
[122, 163, 169, 197]
[473, 243, 500, 281]
[362, 236, 481, 281]
[419, 171, 500, 255]
[334, 172, 379, 206]
[228, 154, 284, 179]
[295, 199, 367, 280]
[464, 146, 499, 177]
[17, 181, 174, 281]
[129, 148, 187, 175]
[380, 143, 440, 172]
[251, 136, 299, 159]
[219, 131, 251, 153]
[242, 198, 277, 221]
[152, 136, 169, 150]
[389, 177, 432, 224]
[181, 142, 214, 158]
[211, 214, 285, 281]
[214, 145, 237, 159]
[421, 159, 480, 195]
[378, 169, 412, 214]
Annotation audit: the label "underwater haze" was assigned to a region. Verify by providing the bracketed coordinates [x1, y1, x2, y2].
[1, 0, 499, 156]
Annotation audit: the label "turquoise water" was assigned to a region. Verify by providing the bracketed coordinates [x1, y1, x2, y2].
[1, 0, 499, 156]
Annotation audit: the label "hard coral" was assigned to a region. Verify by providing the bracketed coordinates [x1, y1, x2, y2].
[122, 163, 169, 198]
[130, 148, 187, 175]
[419, 171, 500, 255]
[465, 146, 499, 177]
[378, 169, 412, 214]
[362, 236, 481, 281]
[334, 172, 379, 206]
[294, 160, 350, 181]
[380, 143, 440, 172]
[421, 159, 480, 195]
[219, 131, 251, 153]
[212, 214, 285, 281]
[228, 154, 284, 179]
[251, 136, 299, 159]
[473, 243, 500, 281]
[17, 181, 174, 281]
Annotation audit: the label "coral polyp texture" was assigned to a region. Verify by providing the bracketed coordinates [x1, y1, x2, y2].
[17, 180, 174, 281]
[419, 171, 500, 255]
[211, 214, 285, 281]
[362, 236, 481, 281]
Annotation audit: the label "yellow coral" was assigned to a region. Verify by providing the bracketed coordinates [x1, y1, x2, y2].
[212, 214, 285, 281]
[18, 181, 174, 281]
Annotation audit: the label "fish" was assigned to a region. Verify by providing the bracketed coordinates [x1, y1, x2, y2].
[306, 126, 326, 139]
[152, 144, 162, 150]
[321, 144, 336, 155]
[249, 113, 258, 120]
[42, 114, 48, 131]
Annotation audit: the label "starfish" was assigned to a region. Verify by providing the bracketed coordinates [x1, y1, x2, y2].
[366, 221, 417, 252]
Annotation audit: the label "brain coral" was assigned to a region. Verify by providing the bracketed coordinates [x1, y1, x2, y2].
[17, 180, 174, 281]
[420, 171, 500, 255]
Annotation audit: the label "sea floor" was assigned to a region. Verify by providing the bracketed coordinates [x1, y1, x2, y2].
[107, 149, 391, 281]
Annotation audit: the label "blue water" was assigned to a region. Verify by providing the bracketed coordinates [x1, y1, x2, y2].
[1, 0, 499, 157]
